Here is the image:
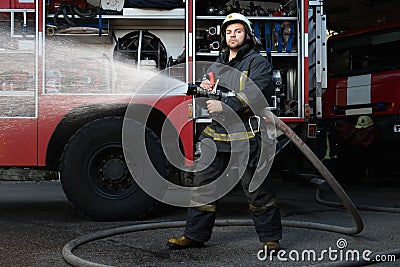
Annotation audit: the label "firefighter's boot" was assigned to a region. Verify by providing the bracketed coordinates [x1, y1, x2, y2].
[263, 241, 281, 255]
[167, 235, 204, 249]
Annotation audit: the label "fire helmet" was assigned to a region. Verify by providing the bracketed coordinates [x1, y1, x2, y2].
[355, 115, 374, 129]
[221, 13, 253, 35]
[221, 13, 261, 50]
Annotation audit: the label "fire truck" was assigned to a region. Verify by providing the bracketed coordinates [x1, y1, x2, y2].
[0, 0, 397, 220]
[315, 21, 400, 182]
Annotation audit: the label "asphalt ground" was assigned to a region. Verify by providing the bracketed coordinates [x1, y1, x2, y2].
[0, 176, 399, 267]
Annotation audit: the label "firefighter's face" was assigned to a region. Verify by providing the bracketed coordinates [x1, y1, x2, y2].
[225, 23, 246, 50]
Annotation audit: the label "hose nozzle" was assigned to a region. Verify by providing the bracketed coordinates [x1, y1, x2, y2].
[186, 83, 235, 99]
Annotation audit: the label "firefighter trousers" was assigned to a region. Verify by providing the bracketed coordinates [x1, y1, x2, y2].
[184, 136, 282, 243]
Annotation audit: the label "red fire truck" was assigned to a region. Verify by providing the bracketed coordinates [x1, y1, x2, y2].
[315, 21, 400, 182]
[0, 0, 397, 220]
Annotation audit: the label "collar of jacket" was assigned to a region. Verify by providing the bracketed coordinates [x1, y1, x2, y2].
[219, 44, 255, 65]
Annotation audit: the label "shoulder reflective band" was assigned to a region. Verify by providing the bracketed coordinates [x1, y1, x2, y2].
[239, 71, 248, 91]
[275, 22, 283, 52]
[285, 21, 295, 52]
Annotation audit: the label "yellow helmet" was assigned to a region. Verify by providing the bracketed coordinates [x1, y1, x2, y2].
[355, 115, 374, 129]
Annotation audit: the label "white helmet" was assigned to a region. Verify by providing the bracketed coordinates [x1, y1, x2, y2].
[221, 13, 253, 34]
[220, 13, 261, 50]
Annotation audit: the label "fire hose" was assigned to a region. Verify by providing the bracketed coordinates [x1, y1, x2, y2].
[316, 186, 400, 214]
[62, 85, 399, 266]
[52, 2, 120, 29]
[53, 3, 97, 29]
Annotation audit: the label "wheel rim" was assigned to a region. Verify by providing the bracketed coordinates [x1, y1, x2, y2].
[87, 143, 139, 200]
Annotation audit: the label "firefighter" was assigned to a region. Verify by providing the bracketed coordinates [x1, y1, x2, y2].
[167, 13, 282, 251]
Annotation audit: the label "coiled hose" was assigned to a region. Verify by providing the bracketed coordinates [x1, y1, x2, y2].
[61, 114, 399, 266]
[52, 3, 120, 29]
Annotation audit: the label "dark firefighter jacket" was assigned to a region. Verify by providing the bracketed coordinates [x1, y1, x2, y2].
[201, 43, 274, 152]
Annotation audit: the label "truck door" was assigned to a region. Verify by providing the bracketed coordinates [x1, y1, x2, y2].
[0, 2, 38, 165]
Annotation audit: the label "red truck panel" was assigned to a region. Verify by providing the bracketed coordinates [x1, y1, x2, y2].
[323, 70, 400, 118]
[10, 0, 35, 9]
[36, 94, 194, 166]
[0, 0, 10, 20]
[0, 1, 10, 8]
[0, 119, 37, 166]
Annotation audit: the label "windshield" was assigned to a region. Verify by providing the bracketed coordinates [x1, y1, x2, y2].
[328, 27, 400, 77]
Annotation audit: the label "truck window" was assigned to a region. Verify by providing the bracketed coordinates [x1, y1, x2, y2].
[0, 10, 37, 117]
[328, 27, 400, 77]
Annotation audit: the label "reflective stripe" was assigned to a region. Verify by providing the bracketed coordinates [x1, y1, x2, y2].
[238, 72, 249, 108]
[190, 200, 216, 212]
[237, 91, 250, 107]
[342, 74, 372, 115]
[203, 126, 258, 141]
[347, 74, 371, 105]
[197, 204, 216, 212]
[322, 132, 331, 161]
[239, 71, 248, 91]
[249, 197, 277, 213]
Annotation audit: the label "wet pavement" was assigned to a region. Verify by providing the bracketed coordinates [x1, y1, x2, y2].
[0, 176, 399, 266]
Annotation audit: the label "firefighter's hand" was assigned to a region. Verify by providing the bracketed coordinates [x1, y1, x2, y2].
[206, 100, 223, 114]
[200, 79, 214, 91]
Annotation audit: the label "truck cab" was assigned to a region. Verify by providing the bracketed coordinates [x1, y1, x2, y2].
[318, 22, 400, 181]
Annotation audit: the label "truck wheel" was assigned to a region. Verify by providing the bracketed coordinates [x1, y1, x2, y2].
[60, 116, 165, 221]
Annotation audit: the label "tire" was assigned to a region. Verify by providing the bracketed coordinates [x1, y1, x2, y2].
[60, 116, 167, 221]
